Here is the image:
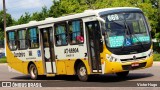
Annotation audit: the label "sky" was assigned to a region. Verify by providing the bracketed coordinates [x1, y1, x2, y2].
[0, 0, 53, 20]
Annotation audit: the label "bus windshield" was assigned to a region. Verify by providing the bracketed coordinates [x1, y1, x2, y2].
[103, 13, 151, 48]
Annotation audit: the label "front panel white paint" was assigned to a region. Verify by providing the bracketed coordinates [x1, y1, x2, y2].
[111, 49, 151, 60]
[52, 62, 57, 73]
[46, 62, 52, 73]
[101, 61, 105, 74]
[93, 70, 98, 72]
[11, 47, 42, 61]
[83, 16, 97, 22]
[38, 24, 53, 29]
[54, 44, 88, 60]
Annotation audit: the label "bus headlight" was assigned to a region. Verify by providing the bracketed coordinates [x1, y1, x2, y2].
[106, 54, 121, 62]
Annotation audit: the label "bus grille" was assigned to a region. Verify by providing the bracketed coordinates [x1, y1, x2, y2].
[120, 56, 147, 61]
[122, 62, 147, 70]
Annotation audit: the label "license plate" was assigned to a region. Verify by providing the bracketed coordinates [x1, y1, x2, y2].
[131, 62, 139, 67]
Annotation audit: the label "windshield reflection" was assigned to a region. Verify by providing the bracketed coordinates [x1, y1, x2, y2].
[103, 13, 150, 48]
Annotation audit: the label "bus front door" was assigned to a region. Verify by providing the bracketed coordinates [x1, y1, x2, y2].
[85, 21, 103, 73]
[40, 28, 56, 74]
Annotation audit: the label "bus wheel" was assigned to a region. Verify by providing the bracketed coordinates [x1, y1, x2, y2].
[29, 64, 38, 80]
[77, 63, 88, 81]
[116, 71, 129, 78]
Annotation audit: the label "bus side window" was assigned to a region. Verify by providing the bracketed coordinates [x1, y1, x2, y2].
[28, 27, 39, 48]
[18, 30, 28, 49]
[54, 23, 68, 46]
[68, 20, 84, 44]
[8, 31, 17, 50]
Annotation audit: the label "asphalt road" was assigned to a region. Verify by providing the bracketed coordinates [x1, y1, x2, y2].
[0, 62, 159, 89]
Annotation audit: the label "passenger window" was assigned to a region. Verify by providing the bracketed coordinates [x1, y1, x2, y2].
[18, 30, 28, 49]
[68, 20, 84, 44]
[28, 27, 39, 48]
[54, 23, 68, 46]
[8, 31, 17, 50]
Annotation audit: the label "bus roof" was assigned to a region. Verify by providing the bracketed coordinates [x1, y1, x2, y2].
[6, 7, 141, 31]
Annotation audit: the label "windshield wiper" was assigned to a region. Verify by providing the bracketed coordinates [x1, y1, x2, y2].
[131, 33, 146, 50]
[120, 21, 131, 50]
[125, 23, 146, 50]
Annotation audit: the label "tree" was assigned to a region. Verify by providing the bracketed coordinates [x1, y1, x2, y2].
[16, 12, 31, 24]
[12, 0, 158, 39]
[49, 1, 66, 17]
[150, 0, 160, 39]
[31, 7, 49, 21]
[0, 11, 14, 40]
[48, 0, 157, 38]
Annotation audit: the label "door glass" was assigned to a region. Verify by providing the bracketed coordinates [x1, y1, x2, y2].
[87, 23, 96, 69]
[41, 27, 55, 73]
[42, 29, 50, 61]
[43, 30, 49, 47]
[86, 21, 101, 71]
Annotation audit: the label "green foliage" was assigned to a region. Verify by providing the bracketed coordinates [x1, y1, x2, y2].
[49, 1, 65, 17]
[0, 56, 6, 63]
[31, 7, 49, 21]
[51, 0, 157, 39]
[0, 11, 13, 28]
[0, 11, 14, 40]
[0, 0, 160, 40]
[16, 12, 31, 24]
[150, 0, 160, 39]
[153, 42, 160, 53]
[153, 54, 160, 61]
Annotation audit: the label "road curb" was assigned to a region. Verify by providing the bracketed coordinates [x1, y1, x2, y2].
[0, 63, 7, 65]
[153, 62, 159, 66]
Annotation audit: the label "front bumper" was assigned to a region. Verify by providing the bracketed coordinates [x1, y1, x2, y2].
[103, 55, 153, 74]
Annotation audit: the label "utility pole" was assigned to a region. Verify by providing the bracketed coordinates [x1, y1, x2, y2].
[3, 0, 6, 36]
[2, 0, 6, 56]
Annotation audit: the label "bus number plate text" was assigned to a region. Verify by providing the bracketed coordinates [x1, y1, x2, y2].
[131, 62, 139, 67]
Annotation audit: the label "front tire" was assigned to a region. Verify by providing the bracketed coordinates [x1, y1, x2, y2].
[77, 63, 88, 81]
[116, 71, 129, 78]
[29, 64, 38, 80]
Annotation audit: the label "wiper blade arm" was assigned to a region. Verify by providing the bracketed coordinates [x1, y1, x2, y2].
[121, 22, 130, 50]
[131, 34, 146, 50]
[125, 22, 146, 50]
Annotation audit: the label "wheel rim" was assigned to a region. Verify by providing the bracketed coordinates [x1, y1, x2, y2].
[79, 67, 86, 76]
[30, 66, 37, 78]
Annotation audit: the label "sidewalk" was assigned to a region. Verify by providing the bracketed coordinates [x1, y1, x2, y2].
[153, 61, 159, 66]
[0, 63, 7, 65]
